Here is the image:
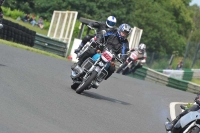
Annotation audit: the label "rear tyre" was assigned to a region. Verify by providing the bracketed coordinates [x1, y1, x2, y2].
[116, 63, 127, 73]
[76, 71, 98, 94]
[122, 68, 129, 75]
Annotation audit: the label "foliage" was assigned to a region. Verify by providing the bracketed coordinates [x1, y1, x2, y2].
[2, 7, 24, 19]
[185, 103, 194, 109]
[9, 9, 24, 19]
[3, 16, 48, 35]
[2, 0, 199, 57]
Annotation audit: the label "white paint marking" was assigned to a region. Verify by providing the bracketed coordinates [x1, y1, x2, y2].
[169, 102, 187, 120]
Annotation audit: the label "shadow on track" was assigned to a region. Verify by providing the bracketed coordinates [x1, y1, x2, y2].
[82, 91, 131, 105]
[0, 64, 6, 66]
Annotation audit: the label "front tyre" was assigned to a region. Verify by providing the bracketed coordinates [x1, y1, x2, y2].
[76, 71, 98, 94]
[187, 126, 200, 133]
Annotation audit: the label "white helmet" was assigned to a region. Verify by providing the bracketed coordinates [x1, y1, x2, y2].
[106, 16, 117, 28]
[138, 43, 146, 54]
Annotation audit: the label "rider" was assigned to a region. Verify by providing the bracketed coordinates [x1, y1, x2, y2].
[165, 93, 200, 131]
[117, 43, 147, 74]
[74, 16, 117, 54]
[130, 43, 147, 74]
[72, 23, 132, 80]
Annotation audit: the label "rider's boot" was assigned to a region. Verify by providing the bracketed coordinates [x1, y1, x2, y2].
[92, 81, 99, 89]
[74, 43, 84, 54]
[165, 117, 179, 131]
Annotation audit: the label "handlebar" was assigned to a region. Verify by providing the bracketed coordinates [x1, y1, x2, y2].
[180, 105, 186, 110]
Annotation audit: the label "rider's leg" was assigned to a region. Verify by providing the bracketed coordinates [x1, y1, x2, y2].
[74, 35, 93, 54]
[165, 109, 189, 131]
[105, 64, 115, 80]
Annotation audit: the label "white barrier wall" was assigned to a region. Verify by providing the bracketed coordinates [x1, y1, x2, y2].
[192, 69, 200, 78]
[163, 70, 184, 79]
[128, 27, 143, 49]
[48, 10, 78, 57]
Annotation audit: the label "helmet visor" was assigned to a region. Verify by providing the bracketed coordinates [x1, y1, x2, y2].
[120, 31, 128, 38]
[106, 20, 115, 27]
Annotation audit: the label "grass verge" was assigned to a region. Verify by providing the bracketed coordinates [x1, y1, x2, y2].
[4, 16, 48, 35]
[191, 79, 200, 85]
[0, 39, 69, 61]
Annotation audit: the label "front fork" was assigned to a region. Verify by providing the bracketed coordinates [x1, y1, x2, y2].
[123, 61, 133, 71]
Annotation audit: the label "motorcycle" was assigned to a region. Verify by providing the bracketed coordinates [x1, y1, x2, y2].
[165, 104, 200, 133]
[116, 50, 143, 75]
[70, 30, 120, 94]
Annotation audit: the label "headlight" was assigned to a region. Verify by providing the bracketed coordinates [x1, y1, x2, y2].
[98, 61, 104, 67]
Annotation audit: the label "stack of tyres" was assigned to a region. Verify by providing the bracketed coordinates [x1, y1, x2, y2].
[2, 19, 8, 40]
[1, 19, 36, 47]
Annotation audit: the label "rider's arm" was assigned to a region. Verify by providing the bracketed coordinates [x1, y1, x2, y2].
[139, 52, 147, 65]
[89, 21, 100, 29]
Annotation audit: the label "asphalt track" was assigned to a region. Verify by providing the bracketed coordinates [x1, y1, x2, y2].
[0, 43, 196, 133]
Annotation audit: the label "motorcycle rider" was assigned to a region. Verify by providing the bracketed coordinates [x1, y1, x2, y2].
[117, 43, 147, 75]
[72, 23, 132, 80]
[165, 93, 200, 131]
[74, 16, 117, 54]
[130, 43, 147, 74]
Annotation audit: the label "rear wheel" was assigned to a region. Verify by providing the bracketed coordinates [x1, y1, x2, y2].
[76, 71, 98, 94]
[122, 68, 130, 75]
[116, 63, 127, 73]
[187, 126, 200, 133]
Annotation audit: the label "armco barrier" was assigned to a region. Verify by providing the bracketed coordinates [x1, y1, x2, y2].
[167, 77, 188, 91]
[34, 33, 67, 57]
[128, 67, 147, 80]
[128, 67, 200, 94]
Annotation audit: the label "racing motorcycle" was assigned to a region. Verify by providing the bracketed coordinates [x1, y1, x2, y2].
[165, 104, 200, 133]
[70, 31, 119, 94]
[116, 50, 143, 75]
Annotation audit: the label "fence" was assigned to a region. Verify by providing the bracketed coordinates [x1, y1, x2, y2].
[183, 42, 200, 69]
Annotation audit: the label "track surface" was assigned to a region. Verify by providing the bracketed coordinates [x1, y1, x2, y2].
[0, 44, 196, 133]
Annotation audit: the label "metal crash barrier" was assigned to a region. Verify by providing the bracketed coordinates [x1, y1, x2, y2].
[34, 33, 67, 57]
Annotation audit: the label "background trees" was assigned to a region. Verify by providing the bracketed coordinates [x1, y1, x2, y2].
[3, 0, 200, 56]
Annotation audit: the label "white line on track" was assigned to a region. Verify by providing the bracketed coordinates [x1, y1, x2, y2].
[169, 102, 187, 120]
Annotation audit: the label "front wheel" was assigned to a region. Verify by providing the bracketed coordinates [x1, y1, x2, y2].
[187, 126, 200, 133]
[116, 63, 127, 73]
[76, 71, 98, 94]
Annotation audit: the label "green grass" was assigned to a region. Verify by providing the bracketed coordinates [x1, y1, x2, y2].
[191, 79, 200, 85]
[4, 16, 48, 35]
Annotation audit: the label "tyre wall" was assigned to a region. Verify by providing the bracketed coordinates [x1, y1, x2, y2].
[0, 19, 36, 47]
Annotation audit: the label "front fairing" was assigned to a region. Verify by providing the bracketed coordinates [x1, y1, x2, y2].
[180, 110, 200, 128]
